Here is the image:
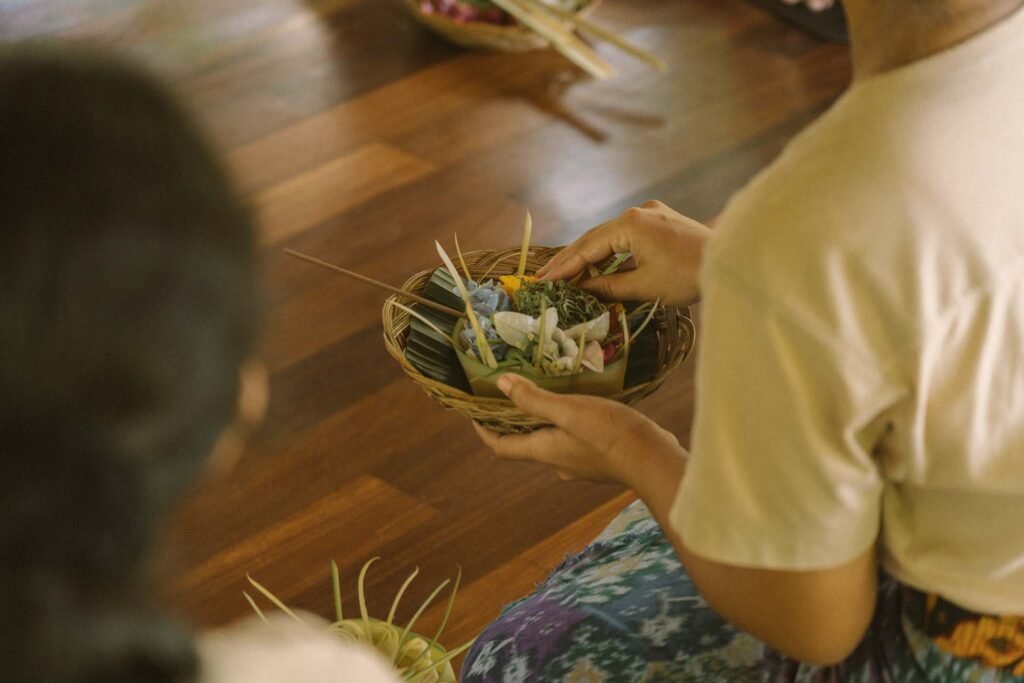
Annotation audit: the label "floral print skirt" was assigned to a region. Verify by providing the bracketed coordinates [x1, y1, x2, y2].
[460, 500, 1023, 682]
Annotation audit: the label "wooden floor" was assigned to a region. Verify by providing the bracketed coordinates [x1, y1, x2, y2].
[3, 0, 851, 673]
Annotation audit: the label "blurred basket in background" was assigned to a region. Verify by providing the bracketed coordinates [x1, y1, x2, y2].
[401, 0, 599, 51]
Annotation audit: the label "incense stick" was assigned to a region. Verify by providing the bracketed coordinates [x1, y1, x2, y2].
[284, 249, 467, 319]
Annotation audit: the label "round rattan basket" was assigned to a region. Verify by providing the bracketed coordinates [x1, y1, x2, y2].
[383, 246, 695, 434]
[401, 0, 599, 51]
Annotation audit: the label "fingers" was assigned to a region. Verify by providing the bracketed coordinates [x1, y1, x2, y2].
[537, 220, 632, 282]
[576, 272, 647, 303]
[473, 378, 668, 487]
[496, 374, 601, 435]
[472, 421, 573, 466]
[473, 421, 502, 450]
[537, 201, 672, 282]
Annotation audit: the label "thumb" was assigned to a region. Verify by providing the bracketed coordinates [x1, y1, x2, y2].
[497, 374, 574, 426]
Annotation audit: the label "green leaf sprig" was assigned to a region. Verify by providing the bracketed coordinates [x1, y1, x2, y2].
[513, 280, 607, 328]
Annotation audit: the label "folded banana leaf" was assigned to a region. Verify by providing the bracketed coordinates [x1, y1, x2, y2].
[404, 268, 662, 394]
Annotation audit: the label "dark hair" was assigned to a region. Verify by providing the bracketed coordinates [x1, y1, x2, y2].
[0, 46, 262, 682]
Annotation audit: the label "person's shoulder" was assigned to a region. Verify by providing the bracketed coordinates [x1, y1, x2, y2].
[709, 46, 1024, 308]
[701, 94, 933, 361]
[708, 93, 904, 284]
[196, 613, 400, 683]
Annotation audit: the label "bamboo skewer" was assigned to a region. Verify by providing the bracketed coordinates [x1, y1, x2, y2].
[284, 249, 467, 320]
[530, 0, 667, 71]
[453, 233, 472, 282]
[516, 210, 533, 278]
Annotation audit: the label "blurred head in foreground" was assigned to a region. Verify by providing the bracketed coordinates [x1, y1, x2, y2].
[0, 45, 263, 682]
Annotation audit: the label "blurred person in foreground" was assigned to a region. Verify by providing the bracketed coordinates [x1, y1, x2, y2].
[0, 46, 397, 683]
[464, 0, 1024, 680]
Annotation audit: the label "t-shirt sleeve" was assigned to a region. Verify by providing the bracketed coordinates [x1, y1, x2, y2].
[670, 261, 899, 571]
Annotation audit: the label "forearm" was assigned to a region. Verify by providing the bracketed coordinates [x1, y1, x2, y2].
[619, 441, 711, 612]
[625, 441, 878, 665]
[620, 435, 687, 536]
[482, 377, 878, 664]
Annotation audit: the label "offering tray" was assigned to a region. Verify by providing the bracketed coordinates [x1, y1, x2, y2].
[383, 245, 694, 433]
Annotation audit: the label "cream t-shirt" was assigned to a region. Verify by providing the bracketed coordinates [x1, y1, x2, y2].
[671, 6, 1024, 614]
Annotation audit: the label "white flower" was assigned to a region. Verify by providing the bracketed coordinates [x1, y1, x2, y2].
[564, 311, 610, 343]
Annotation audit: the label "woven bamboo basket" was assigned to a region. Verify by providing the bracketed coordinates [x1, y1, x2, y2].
[383, 246, 695, 434]
[401, 0, 599, 51]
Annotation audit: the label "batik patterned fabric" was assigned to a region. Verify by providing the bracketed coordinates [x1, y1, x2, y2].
[903, 589, 1024, 676]
[460, 500, 1024, 682]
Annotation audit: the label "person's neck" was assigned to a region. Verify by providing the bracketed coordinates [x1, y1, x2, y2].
[845, 0, 1024, 80]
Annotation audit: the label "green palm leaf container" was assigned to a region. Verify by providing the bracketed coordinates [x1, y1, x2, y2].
[450, 317, 628, 398]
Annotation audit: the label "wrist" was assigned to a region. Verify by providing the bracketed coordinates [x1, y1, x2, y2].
[618, 425, 687, 500]
[689, 228, 710, 304]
